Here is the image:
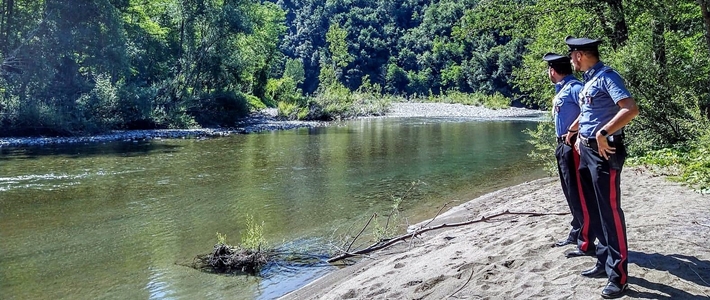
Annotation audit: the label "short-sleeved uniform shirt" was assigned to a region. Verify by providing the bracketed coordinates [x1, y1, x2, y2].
[553, 75, 582, 137]
[578, 62, 632, 138]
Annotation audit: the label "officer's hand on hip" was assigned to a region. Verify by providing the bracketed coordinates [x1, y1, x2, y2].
[564, 132, 575, 146]
[595, 132, 616, 160]
[574, 137, 581, 154]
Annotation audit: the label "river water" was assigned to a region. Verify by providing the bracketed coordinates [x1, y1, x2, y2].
[0, 117, 546, 299]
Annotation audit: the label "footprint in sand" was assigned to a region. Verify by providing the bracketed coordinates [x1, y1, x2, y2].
[341, 289, 357, 299]
[531, 261, 553, 272]
[414, 275, 446, 293]
[365, 287, 390, 298]
[369, 283, 383, 291]
[402, 280, 423, 288]
[387, 292, 402, 298]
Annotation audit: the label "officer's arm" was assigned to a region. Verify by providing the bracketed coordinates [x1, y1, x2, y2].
[568, 116, 580, 133]
[568, 115, 582, 152]
[596, 97, 639, 138]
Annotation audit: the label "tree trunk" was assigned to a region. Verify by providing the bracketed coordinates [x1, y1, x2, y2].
[699, 0, 710, 56]
[604, 0, 629, 49]
[652, 16, 666, 73]
[0, 0, 14, 55]
[584, 0, 629, 50]
[590, 2, 615, 46]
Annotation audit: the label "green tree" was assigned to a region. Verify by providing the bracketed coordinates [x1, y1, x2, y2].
[319, 22, 352, 88]
[284, 58, 306, 85]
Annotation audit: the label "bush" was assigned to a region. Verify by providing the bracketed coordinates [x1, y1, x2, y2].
[605, 28, 710, 152]
[482, 92, 511, 109]
[75, 74, 122, 133]
[307, 83, 354, 120]
[419, 90, 511, 109]
[304, 83, 392, 120]
[277, 101, 307, 120]
[265, 77, 304, 107]
[246, 94, 267, 111]
[193, 90, 250, 127]
[629, 126, 710, 194]
[117, 84, 160, 129]
[241, 214, 267, 250]
[11, 100, 76, 136]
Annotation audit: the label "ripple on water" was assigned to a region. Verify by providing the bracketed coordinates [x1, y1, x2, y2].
[147, 269, 176, 300]
[0, 170, 141, 192]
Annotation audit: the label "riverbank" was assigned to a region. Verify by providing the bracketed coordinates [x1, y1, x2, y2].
[0, 103, 545, 148]
[280, 170, 710, 299]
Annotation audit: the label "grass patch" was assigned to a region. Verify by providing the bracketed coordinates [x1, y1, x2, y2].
[628, 146, 710, 194]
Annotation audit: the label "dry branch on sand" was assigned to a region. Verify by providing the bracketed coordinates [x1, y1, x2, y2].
[327, 209, 570, 263]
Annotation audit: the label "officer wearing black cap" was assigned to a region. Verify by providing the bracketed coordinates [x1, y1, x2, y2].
[564, 36, 639, 299]
[542, 53, 596, 258]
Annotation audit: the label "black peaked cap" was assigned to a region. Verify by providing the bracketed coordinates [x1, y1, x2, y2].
[542, 52, 570, 67]
[565, 36, 602, 51]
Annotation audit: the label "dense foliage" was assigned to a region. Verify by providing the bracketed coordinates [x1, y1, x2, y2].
[496, 0, 710, 192]
[0, 0, 526, 135]
[0, 0, 287, 135]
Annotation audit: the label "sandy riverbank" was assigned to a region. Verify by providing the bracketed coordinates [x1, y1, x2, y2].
[281, 169, 710, 299]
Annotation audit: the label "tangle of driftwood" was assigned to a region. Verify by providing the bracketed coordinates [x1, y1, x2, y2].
[327, 209, 569, 263]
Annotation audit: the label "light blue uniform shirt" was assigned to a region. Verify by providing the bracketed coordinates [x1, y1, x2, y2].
[553, 75, 582, 137]
[578, 62, 632, 138]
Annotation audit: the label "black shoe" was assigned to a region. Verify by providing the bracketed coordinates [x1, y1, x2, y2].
[581, 264, 607, 278]
[601, 281, 628, 298]
[565, 249, 595, 258]
[554, 239, 575, 247]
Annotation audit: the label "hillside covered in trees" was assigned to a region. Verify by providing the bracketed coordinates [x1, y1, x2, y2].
[2, 0, 710, 181]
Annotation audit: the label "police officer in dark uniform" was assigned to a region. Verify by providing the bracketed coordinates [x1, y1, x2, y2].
[564, 36, 639, 299]
[542, 53, 596, 258]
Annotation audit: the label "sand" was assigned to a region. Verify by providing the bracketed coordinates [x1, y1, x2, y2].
[280, 168, 710, 299]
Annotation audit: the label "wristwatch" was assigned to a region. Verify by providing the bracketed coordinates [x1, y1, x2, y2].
[600, 129, 609, 137]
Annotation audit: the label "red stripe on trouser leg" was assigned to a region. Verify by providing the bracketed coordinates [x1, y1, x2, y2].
[573, 149, 591, 251]
[610, 169, 627, 284]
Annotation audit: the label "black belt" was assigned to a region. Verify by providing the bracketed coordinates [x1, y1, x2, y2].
[580, 135, 624, 148]
[556, 136, 565, 144]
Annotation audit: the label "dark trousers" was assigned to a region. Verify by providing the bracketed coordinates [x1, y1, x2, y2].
[578, 140, 628, 285]
[555, 141, 595, 252]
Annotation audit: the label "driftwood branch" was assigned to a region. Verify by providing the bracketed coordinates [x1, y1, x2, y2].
[422, 200, 457, 228]
[327, 209, 569, 263]
[449, 267, 475, 298]
[408, 200, 456, 249]
[346, 213, 376, 253]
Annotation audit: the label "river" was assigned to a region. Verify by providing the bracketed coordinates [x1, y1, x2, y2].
[0, 117, 546, 299]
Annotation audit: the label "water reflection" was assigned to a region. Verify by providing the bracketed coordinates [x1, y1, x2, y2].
[0, 118, 545, 299]
[0, 141, 182, 160]
[147, 269, 175, 300]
